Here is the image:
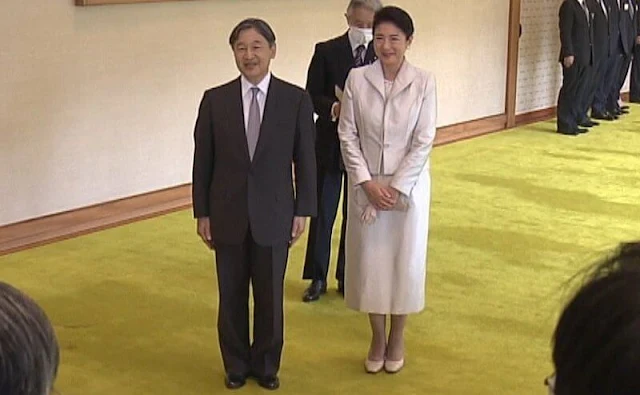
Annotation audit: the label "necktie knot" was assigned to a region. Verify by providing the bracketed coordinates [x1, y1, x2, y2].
[251, 86, 260, 98]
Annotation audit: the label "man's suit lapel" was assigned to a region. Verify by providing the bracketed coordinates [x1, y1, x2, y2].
[337, 33, 356, 73]
[228, 78, 251, 165]
[364, 42, 377, 64]
[251, 76, 279, 163]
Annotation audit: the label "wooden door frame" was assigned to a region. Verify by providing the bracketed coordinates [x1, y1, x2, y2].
[506, 0, 522, 128]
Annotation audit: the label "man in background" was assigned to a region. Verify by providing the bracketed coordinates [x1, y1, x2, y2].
[630, 0, 640, 102]
[603, 0, 631, 116]
[588, 0, 615, 121]
[301, 0, 381, 302]
[557, 0, 594, 135]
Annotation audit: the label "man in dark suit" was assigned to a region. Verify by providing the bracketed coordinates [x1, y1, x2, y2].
[630, 0, 640, 102]
[588, 0, 615, 121]
[192, 19, 316, 391]
[614, 0, 636, 110]
[557, 0, 594, 135]
[603, 0, 632, 115]
[301, 0, 381, 303]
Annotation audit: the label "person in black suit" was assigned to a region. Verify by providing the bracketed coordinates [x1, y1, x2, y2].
[604, 0, 632, 115]
[599, 0, 624, 117]
[192, 19, 316, 391]
[630, 0, 640, 102]
[588, 0, 615, 121]
[301, 0, 381, 303]
[614, 0, 636, 110]
[557, 0, 594, 135]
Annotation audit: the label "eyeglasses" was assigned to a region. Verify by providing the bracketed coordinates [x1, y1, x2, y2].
[544, 374, 556, 395]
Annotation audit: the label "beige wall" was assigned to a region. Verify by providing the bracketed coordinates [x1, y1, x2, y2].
[0, 0, 509, 226]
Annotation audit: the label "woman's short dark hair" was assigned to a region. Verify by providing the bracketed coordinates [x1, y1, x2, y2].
[0, 282, 59, 395]
[373, 6, 414, 38]
[552, 242, 640, 394]
[229, 18, 276, 47]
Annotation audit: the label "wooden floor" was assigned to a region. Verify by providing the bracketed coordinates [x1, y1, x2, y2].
[0, 117, 510, 256]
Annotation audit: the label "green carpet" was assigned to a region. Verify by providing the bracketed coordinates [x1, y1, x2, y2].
[2, 107, 640, 394]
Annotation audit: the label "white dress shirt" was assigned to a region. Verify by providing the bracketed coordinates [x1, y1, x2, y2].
[240, 73, 271, 131]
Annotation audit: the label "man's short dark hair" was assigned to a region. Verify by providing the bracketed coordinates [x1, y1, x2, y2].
[373, 6, 414, 38]
[0, 282, 59, 395]
[229, 18, 276, 47]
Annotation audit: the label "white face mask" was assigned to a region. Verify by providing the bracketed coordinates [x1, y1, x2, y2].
[349, 26, 373, 45]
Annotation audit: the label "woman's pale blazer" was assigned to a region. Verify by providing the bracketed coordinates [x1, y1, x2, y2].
[338, 59, 436, 314]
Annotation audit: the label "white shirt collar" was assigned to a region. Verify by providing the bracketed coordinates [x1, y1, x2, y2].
[241, 72, 271, 97]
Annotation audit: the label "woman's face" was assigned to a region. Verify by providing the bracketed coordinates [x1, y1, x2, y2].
[373, 22, 412, 70]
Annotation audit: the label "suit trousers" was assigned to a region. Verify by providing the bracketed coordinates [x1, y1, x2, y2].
[557, 62, 591, 131]
[578, 59, 599, 121]
[617, 53, 633, 99]
[587, 56, 609, 115]
[215, 228, 289, 378]
[631, 45, 640, 101]
[302, 165, 346, 283]
[593, 55, 614, 113]
[605, 54, 624, 111]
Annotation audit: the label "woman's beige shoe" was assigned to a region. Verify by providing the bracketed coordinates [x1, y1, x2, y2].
[384, 358, 405, 373]
[364, 358, 385, 374]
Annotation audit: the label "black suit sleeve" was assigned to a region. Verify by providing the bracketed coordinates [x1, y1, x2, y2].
[560, 2, 575, 59]
[292, 91, 317, 217]
[306, 43, 336, 120]
[192, 91, 214, 218]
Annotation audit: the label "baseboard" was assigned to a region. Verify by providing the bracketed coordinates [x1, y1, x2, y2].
[0, 184, 192, 256]
[515, 107, 556, 127]
[514, 91, 632, 128]
[435, 114, 507, 145]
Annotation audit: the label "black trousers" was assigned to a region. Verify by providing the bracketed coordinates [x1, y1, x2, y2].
[557, 61, 591, 131]
[587, 57, 609, 115]
[617, 53, 633, 100]
[593, 55, 614, 114]
[215, 228, 289, 378]
[631, 45, 640, 101]
[302, 165, 346, 283]
[605, 53, 624, 111]
[577, 59, 599, 122]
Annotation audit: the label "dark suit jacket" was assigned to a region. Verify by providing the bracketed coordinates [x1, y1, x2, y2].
[305, 33, 376, 171]
[588, 0, 611, 60]
[559, 0, 594, 66]
[607, 0, 624, 54]
[620, 0, 636, 53]
[192, 76, 317, 246]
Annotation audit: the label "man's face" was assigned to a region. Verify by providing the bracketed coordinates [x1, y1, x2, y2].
[346, 6, 375, 29]
[232, 28, 276, 84]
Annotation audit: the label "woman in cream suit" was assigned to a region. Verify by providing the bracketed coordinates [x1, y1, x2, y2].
[337, 6, 436, 374]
